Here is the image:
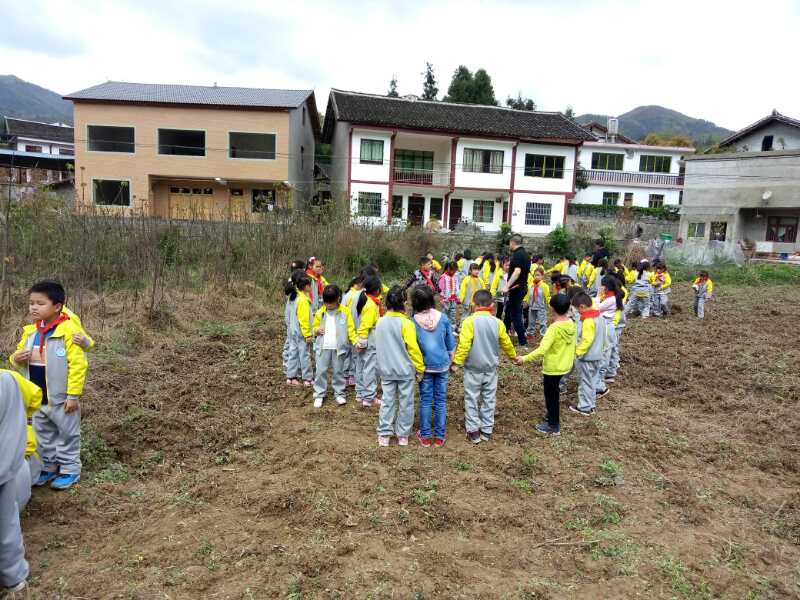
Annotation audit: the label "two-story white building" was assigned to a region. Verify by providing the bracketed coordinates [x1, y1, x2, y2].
[574, 120, 694, 210]
[321, 90, 594, 235]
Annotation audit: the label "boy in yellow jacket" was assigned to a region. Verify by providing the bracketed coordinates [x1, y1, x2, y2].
[312, 284, 357, 408]
[514, 294, 576, 436]
[459, 262, 486, 326]
[9, 281, 88, 490]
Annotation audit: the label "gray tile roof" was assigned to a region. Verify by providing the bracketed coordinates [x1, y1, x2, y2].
[2, 117, 73, 143]
[65, 81, 314, 109]
[718, 110, 800, 148]
[322, 89, 594, 143]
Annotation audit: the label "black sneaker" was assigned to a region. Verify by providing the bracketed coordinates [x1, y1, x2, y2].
[479, 431, 492, 442]
[535, 422, 561, 436]
[596, 387, 610, 399]
[467, 431, 481, 444]
[569, 404, 594, 417]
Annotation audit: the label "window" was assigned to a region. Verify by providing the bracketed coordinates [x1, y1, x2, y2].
[602, 192, 620, 207]
[395, 149, 434, 172]
[687, 222, 706, 238]
[93, 179, 130, 206]
[524, 202, 551, 226]
[391, 195, 403, 219]
[766, 217, 798, 243]
[710, 222, 727, 242]
[192, 188, 202, 194]
[229, 132, 276, 159]
[591, 152, 624, 170]
[648, 194, 665, 209]
[57, 147, 73, 156]
[429, 197, 443, 221]
[158, 128, 205, 156]
[25, 145, 42, 153]
[761, 135, 774, 151]
[169, 187, 190, 194]
[639, 155, 671, 173]
[202, 188, 213, 195]
[472, 200, 494, 223]
[357, 192, 382, 217]
[252, 189, 275, 213]
[463, 148, 503, 174]
[230, 189, 244, 197]
[87, 125, 135, 153]
[359, 139, 384, 164]
[524, 154, 565, 178]
[502, 201, 509, 223]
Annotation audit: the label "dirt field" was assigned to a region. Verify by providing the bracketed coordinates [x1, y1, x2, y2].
[8, 281, 800, 599]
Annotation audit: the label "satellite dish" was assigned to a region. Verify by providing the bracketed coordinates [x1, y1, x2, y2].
[762, 190, 773, 201]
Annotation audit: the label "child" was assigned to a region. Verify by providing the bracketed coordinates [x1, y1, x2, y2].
[625, 260, 652, 319]
[403, 256, 440, 293]
[550, 255, 569, 275]
[411, 286, 456, 447]
[481, 252, 501, 291]
[595, 276, 623, 394]
[305, 256, 329, 313]
[514, 294, 576, 436]
[283, 261, 306, 375]
[568, 291, 606, 417]
[650, 261, 672, 317]
[375, 286, 425, 446]
[426, 251, 443, 273]
[342, 274, 364, 387]
[459, 261, 486, 324]
[493, 257, 510, 320]
[3, 369, 42, 512]
[284, 269, 305, 385]
[458, 249, 474, 289]
[558, 286, 584, 394]
[9, 280, 88, 490]
[577, 253, 594, 287]
[587, 258, 608, 297]
[525, 267, 551, 339]
[566, 255, 579, 283]
[451, 290, 517, 443]
[355, 276, 383, 408]
[693, 271, 714, 318]
[605, 272, 628, 384]
[285, 274, 314, 386]
[549, 272, 562, 295]
[0, 371, 31, 593]
[438, 261, 460, 329]
[312, 284, 357, 408]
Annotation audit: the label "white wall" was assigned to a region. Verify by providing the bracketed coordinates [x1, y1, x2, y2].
[350, 129, 391, 182]
[733, 123, 800, 152]
[349, 182, 389, 225]
[511, 192, 565, 234]
[574, 185, 681, 207]
[515, 143, 575, 193]
[579, 143, 685, 175]
[453, 138, 514, 189]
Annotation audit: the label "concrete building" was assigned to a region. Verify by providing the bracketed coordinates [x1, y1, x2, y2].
[0, 116, 74, 190]
[680, 111, 800, 254]
[321, 90, 594, 235]
[64, 81, 318, 219]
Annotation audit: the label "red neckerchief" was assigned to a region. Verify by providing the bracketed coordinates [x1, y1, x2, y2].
[420, 269, 435, 290]
[532, 280, 541, 301]
[603, 292, 616, 298]
[36, 312, 69, 355]
[474, 307, 494, 314]
[580, 309, 600, 321]
[306, 269, 324, 298]
[367, 293, 385, 316]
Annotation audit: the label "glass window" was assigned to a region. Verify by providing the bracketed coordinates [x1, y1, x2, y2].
[359, 139, 384, 164]
[766, 217, 798, 243]
[591, 152, 624, 170]
[357, 192, 382, 217]
[229, 132, 276, 160]
[524, 202, 551, 226]
[602, 192, 620, 207]
[57, 147, 73, 156]
[648, 194, 665, 208]
[158, 129, 205, 156]
[639, 155, 671, 173]
[472, 200, 494, 223]
[687, 222, 706, 238]
[524, 154, 565, 178]
[391, 195, 403, 218]
[395, 149, 434, 171]
[88, 125, 135, 153]
[252, 188, 275, 213]
[429, 197, 443, 221]
[710, 221, 727, 242]
[463, 148, 504, 174]
[202, 188, 213, 195]
[230, 189, 244, 196]
[24, 145, 42, 153]
[93, 179, 131, 206]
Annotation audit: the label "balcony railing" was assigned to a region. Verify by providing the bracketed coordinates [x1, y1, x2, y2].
[586, 169, 684, 187]
[392, 167, 451, 186]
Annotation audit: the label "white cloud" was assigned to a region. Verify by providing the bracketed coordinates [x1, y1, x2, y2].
[1, 0, 798, 130]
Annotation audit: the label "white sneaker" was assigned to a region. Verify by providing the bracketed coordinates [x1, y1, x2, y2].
[377, 436, 390, 447]
[335, 396, 347, 405]
[397, 436, 409, 446]
[313, 397, 323, 408]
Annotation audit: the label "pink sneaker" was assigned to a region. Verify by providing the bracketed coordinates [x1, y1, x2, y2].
[397, 437, 409, 446]
[361, 399, 372, 408]
[377, 436, 390, 447]
[288, 379, 301, 387]
[371, 397, 382, 407]
[346, 376, 356, 387]
[303, 380, 313, 387]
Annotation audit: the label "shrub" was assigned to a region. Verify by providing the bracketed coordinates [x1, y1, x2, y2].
[545, 225, 572, 257]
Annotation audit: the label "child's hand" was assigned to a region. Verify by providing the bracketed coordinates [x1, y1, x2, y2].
[13, 350, 31, 364]
[314, 327, 324, 336]
[513, 356, 524, 366]
[305, 337, 312, 345]
[64, 398, 80, 414]
[415, 372, 424, 384]
[72, 332, 90, 349]
[449, 364, 459, 373]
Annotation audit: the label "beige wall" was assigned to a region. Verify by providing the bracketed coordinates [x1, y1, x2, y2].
[73, 102, 292, 215]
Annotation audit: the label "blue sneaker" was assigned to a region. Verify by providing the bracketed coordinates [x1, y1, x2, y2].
[535, 422, 561, 436]
[34, 470, 58, 487]
[50, 473, 80, 490]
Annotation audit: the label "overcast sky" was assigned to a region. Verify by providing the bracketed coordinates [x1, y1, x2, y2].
[2, 0, 798, 130]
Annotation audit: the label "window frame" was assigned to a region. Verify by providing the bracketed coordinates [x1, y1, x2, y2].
[766, 216, 798, 243]
[687, 222, 706, 238]
[228, 131, 277, 161]
[357, 191, 382, 217]
[648, 194, 665, 209]
[391, 195, 403, 219]
[157, 127, 207, 157]
[24, 145, 43, 153]
[92, 177, 132, 207]
[394, 149, 434, 172]
[591, 152, 624, 171]
[761, 135, 774, 152]
[429, 197, 444, 221]
[86, 124, 136, 154]
[524, 154, 565, 178]
[359, 139, 385, 164]
[524, 202, 552, 226]
[463, 148, 504, 174]
[472, 199, 495, 223]
[602, 191, 620, 207]
[639, 154, 672, 173]
[251, 188, 276, 213]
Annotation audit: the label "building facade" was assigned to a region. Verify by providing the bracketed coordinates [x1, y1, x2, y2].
[322, 90, 594, 235]
[65, 81, 318, 219]
[0, 116, 74, 188]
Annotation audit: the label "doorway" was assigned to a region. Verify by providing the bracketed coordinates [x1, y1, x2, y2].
[710, 221, 727, 242]
[449, 198, 463, 230]
[408, 196, 425, 226]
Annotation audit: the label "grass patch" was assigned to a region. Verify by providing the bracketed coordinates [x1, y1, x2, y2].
[594, 459, 624, 487]
[411, 481, 438, 506]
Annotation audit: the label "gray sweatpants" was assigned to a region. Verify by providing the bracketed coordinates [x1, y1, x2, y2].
[34, 403, 81, 475]
[651, 290, 670, 316]
[0, 477, 28, 588]
[526, 306, 547, 337]
[286, 333, 313, 381]
[442, 302, 458, 330]
[463, 369, 498, 434]
[607, 324, 624, 378]
[598, 325, 616, 385]
[694, 296, 706, 318]
[342, 346, 354, 379]
[576, 359, 600, 411]
[625, 295, 650, 319]
[14, 456, 41, 512]
[355, 344, 378, 402]
[377, 378, 415, 438]
[314, 349, 346, 400]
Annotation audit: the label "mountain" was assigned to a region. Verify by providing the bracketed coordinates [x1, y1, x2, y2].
[0, 75, 73, 124]
[576, 105, 733, 145]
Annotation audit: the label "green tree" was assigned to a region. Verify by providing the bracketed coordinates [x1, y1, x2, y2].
[642, 132, 693, 147]
[564, 105, 575, 119]
[506, 94, 536, 111]
[387, 76, 399, 98]
[443, 65, 497, 105]
[472, 69, 497, 105]
[421, 63, 438, 100]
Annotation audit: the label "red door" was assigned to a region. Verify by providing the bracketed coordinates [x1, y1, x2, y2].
[449, 198, 463, 230]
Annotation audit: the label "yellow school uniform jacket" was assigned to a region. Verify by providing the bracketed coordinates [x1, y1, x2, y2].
[432, 259, 442, 272]
[624, 267, 636, 285]
[613, 287, 629, 326]
[356, 296, 380, 341]
[575, 316, 597, 357]
[63, 307, 96, 351]
[650, 271, 672, 290]
[577, 259, 591, 278]
[521, 319, 576, 375]
[693, 277, 714, 295]
[550, 260, 568, 275]
[525, 278, 551, 305]
[489, 268, 505, 296]
[312, 305, 358, 346]
[459, 275, 486, 305]
[295, 292, 313, 339]
[453, 311, 517, 366]
[1, 369, 42, 456]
